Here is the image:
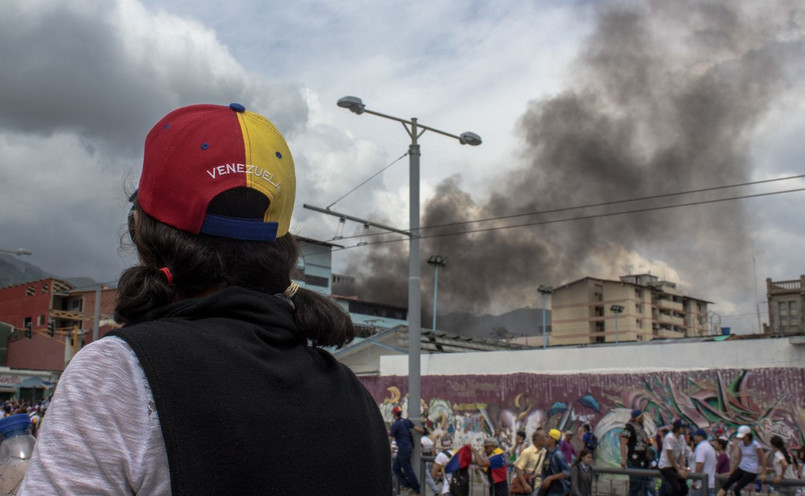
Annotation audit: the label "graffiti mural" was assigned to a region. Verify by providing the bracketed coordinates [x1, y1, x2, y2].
[361, 368, 805, 466]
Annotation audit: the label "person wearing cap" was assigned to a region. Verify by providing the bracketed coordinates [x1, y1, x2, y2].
[474, 437, 510, 496]
[390, 405, 425, 495]
[17, 103, 391, 495]
[691, 429, 716, 496]
[561, 431, 577, 464]
[541, 429, 571, 495]
[431, 436, 460, 496]
[719, 426, 766, 496]
[658, 419, 691, 496]
[621, 409, 651, 496]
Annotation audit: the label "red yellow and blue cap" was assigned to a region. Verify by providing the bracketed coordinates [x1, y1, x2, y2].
[135, 103, 295, 241]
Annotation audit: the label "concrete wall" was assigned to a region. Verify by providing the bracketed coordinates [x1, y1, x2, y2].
[380, 335, 804, 377]
[362, 337, 805, 466]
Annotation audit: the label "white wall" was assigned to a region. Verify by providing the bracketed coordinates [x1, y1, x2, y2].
[379, 336, 805, 376]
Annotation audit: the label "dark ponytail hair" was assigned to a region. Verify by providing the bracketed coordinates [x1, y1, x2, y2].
[572, 448, 593, 468]
[116, 189, 354, 347]
[770, 436, 792, 466]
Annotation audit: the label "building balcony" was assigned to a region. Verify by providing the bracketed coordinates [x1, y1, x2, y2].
[658, 313, 684, 326]
[657, 299, 683, 312]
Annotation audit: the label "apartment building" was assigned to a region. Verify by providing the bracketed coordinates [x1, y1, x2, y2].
[551, 274, 711, 346]
[766, 275, 804, 336]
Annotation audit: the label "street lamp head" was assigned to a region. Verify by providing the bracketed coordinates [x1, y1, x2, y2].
[538, 285, 553, 294]
[427, 255, 448, 267]
[337, 96, 365, 115]
[610, 304, 624, 313]
[459, 131, 482, 146]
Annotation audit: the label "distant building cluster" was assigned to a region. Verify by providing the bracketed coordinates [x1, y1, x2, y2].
[551, 274, 712, 346]
[0, 238, 803, 384]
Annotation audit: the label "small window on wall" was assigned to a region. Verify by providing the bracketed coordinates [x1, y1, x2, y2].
[26, 286, 35, 296]
[779, 301, 788, 323]
[37, 315, 45, 326]
[790, 301, 798, 320]
[41, 283, 49, 293]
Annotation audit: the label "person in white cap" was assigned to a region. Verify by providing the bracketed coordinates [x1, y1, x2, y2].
[718, 426, 766, 496]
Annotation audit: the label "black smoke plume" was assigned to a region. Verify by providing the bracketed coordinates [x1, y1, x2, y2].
[346, 1, 804, 323]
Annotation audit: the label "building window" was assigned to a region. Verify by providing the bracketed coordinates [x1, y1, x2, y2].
[37, 315, 45, 326]
[303, 274, 329, 288]
[26, 286, 35, 296]
[790, 301, 798, 324]
[41, 283, 49, 293]
[636, 319, 643, 328]
[23, 317, 32, 328]
[779, 301, 788, 324]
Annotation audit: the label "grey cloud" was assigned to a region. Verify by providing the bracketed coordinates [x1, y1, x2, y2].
[347, 0, 805, 322]
[0, 1, 310, 284]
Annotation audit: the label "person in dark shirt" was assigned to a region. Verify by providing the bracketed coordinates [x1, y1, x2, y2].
[621, 409, 651, 496]
[715, 437, 731, 475]
[390, 406, 425, 495]
[542, 429, 571, 496]
[19, 103, 391, 495]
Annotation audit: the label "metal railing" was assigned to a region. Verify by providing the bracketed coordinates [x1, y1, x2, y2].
[394, 460, 805, 496]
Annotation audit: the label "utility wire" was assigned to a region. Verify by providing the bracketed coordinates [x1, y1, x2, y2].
[326, 152, 408, 209]
[329, 186, 805, 252]
[333, 173, 805, 242]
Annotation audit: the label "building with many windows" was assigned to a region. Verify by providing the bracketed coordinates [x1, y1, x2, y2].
[766, 276, 804, 336]
[551, 274, 712, 346]
[293, 237, 341, 295]
[0, 278, 118, 372]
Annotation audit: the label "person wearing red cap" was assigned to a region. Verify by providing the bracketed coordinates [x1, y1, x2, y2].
[18, 103, 391, 495]
[390, 405, 425, 495]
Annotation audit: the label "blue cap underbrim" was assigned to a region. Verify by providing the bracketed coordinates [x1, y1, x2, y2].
[200, 213, 279, 241]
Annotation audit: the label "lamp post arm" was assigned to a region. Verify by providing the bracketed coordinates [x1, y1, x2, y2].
[360, 108, 466, 143]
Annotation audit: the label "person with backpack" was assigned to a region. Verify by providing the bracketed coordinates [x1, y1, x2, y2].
[621, 409, 651, 496]
[582, 424, 598, 455]
[433, 440, 473, 496]
[433, 437, 457, 495]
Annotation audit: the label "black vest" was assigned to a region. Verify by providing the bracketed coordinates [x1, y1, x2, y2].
[109, 287, 390, 495]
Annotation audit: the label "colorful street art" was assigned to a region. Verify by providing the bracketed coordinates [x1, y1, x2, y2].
[361, 368, 805, 466]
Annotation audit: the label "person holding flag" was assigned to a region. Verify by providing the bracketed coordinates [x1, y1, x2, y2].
[432, 437, 473, 496]
[476, 437, 510, 496]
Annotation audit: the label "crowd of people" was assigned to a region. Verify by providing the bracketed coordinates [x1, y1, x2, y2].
[391, 408, 805, 496]
[620, 409, 805, 496]
[1, 397, 50, 436]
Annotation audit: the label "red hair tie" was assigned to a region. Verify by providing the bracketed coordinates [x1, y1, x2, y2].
[158, 267, 174, 286]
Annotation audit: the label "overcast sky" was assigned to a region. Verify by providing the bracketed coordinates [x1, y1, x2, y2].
[1, 0, 803, 332]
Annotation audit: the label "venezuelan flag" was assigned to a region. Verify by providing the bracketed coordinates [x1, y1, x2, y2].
[488, 448, 508, 484]
[444, 445, 473, 474]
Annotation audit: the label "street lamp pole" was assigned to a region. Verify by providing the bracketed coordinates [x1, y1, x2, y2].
[610, 304, 624, 345]
[538, 285, 553, 349]
[338, 96, 480, 476]
[427, 256, 448, 330]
